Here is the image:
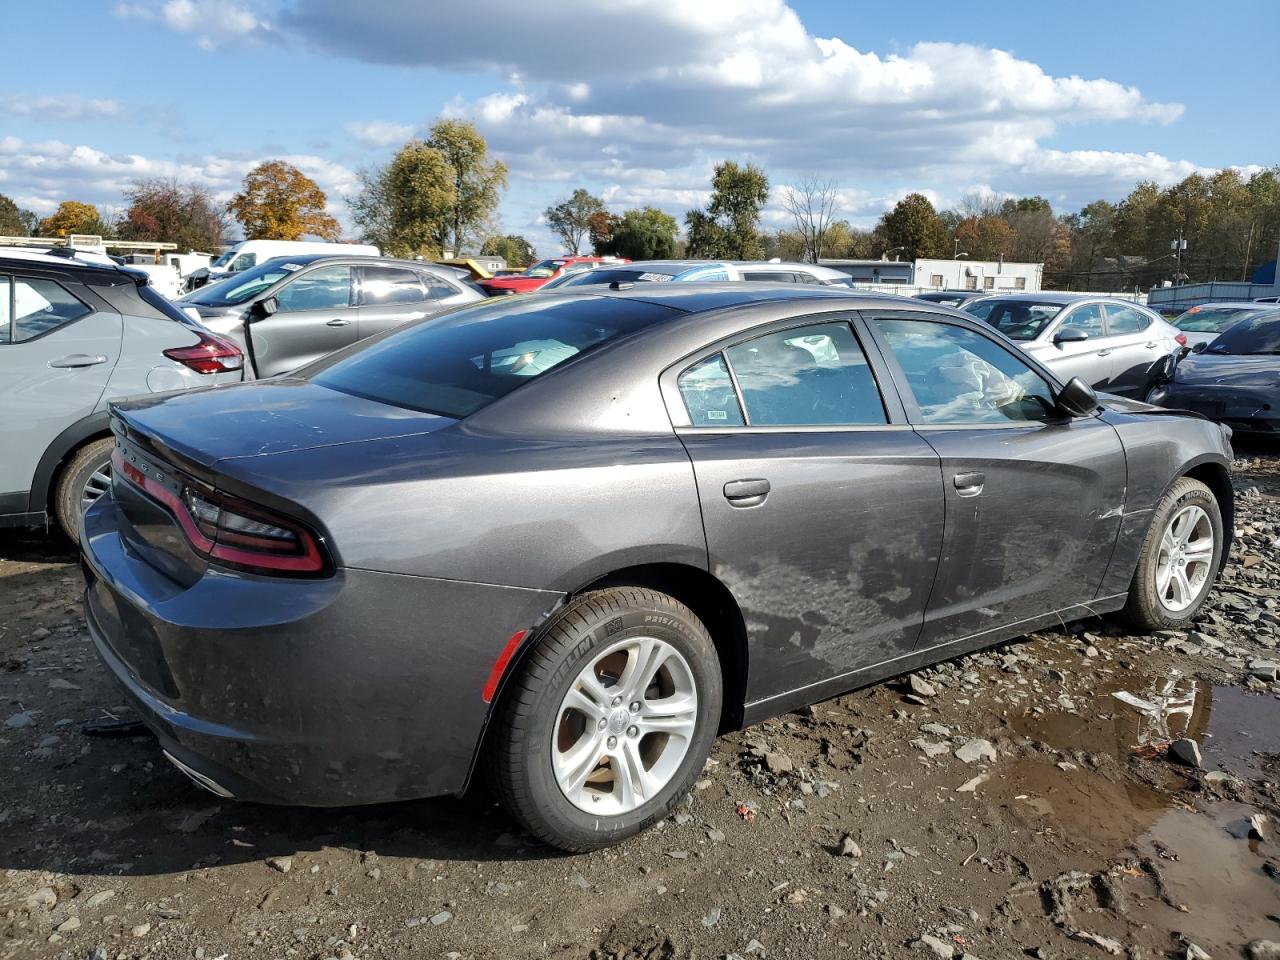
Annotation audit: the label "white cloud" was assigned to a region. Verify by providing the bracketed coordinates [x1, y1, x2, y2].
[0, 95, 122, 121]
[114, 0, 270, 49]
[344, 120, 416, 149]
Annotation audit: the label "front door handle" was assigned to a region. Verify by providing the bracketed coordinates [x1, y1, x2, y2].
[1095, 349, 1112, 357]
[326, 318, 352, 327]
[48, 354, 108, 368]
[724, 478, 770, 508]
[954, 472, 985, 497]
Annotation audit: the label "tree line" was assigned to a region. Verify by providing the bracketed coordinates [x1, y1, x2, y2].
[3, 116, 1275, 288]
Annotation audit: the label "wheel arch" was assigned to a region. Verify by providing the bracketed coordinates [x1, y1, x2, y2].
[32, 410, 112, 518]
[1181, 459, 1234, 570]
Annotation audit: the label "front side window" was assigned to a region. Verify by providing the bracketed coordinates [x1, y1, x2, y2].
[965, 299, 1064, 341]
[11, 276, 91, 341]
[361, 266, 425, 305]
[274, 265, 353, 312]
[1060, 303, 1105, 338]
[231, 253, 257, 271]
[876, 318, 1056, 425]
[723, 321, 886, 426]
[1105, 304, 1152, 334]
[678, 354, 745, 427]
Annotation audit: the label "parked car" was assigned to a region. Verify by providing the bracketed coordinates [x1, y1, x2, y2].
[179, 255, 484, 378]
[83, 285, 1233, 851]
[961, 293, 1186, 397]
[1169, 302, 1277, 348]
[913, 290, 987, 308]
[1149, 308, 1280, 432]
[477, 255, 627, 295]
[191, 240, 380, 289]
[0, 249, 243, 542]
[550, 260, 854, 288]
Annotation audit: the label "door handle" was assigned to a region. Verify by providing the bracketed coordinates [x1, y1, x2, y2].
[1145, 341, 1159, 349]
[326, 318, 352, 327]
[48, 354, 108, 368]
[1095, 349, 1111, 357]
[724, 478, 770, 508]
[953, 472, 985, 497]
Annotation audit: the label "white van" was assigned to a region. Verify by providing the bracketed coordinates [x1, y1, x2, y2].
[205, 240, 379, 283]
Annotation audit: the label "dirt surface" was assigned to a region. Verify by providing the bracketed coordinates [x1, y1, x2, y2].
[3, 448, 1280, 960]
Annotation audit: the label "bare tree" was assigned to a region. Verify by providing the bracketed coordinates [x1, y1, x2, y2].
[957, 190, 1002, 219]
[782, 175, 839, 263]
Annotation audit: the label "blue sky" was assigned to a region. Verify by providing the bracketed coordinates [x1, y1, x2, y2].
[1, 0, 1273, 254]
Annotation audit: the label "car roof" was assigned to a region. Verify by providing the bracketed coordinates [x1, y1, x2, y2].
[255, 253, 462, 271]
[1180, 301, 1272, 310]
[0, 247, 126, 274]
[539, 281, 901, 313]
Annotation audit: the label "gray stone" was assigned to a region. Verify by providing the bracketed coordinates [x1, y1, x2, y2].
[1244, 942, 1280, 960]
[55, 916, 80, 933]
[764, 752, 794, 774]
[24, 887, 56, 910]
[913, 933, 956, 958]
[85, 890, 116, 907]
[920, 723, 952, 737]
[429, 911, 452, 926]
[1249, 659, 1280, 682]
[4, 711, 34, 729]
[954, 738, 997, 764]
[836, 834, 862, 857]
[266, 856, 292, 873]
[1168, 738, 1202, 768]
[1183, 944, 1211, 960]
[910, 738, 950, 759]
[908, 675, 937, 698]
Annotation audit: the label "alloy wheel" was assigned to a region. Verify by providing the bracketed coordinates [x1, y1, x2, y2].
[551, 635, 698, 815]
[81, 462, 112, 512]
[1155, 504, 1214, 612]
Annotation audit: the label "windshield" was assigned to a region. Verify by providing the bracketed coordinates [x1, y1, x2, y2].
[181, 257, 303, 306]
[521, 259, 567, 279]
[1173, 306, 1262, 334]
[562, 268, 681, 286]
[210, 250, 237, 268]
[308, 296, 678, 418]
[962, 299, 1064, 340]
[1205, 312, 1280, 355]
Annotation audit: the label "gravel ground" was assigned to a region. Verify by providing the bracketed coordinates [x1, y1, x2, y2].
[2, 447, 1280, 960]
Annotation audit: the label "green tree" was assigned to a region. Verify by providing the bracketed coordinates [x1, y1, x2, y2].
[685, 160, 769, 259]
[350, 140, 456, 258]
[544, 189, 605, 254]
[0, 193, 37, 236]
[118, 178, 224, 252]
[228, 161, 339, 240]
[426, 119, 508, 255]
[875, 193, 946, 260]
[480, 234, 536, 267]
[596, 207, 679, 261]
[1061, 200, 1117, 289]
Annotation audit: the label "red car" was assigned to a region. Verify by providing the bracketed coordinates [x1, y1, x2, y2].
[478, 256, 628, 296]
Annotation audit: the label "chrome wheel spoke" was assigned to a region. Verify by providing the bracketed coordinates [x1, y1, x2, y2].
[638, 693, 698, 739]
[1154, 504, 1215, 614]
[562, 687, 605, 723]
[618, 637, 669, 701]
[555, 732, 605, 796]
[81, 464, 112, 509]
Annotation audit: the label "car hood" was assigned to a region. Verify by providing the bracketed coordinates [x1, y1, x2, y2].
[1174, 353, 1280, 388]
[480, 276, 542, 292]
[110, 378, 457, 469]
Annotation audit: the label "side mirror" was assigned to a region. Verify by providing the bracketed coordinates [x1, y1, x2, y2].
[1053, 326, 1089, 346]
[1055, 376, 1099, 418]
[250, 296, 278, 321]
[1190, 340, 1208, 354]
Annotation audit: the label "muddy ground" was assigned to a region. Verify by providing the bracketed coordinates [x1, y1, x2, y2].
[3, 449, 1280, 960]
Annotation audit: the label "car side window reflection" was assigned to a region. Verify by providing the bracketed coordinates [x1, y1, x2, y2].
[724, 321, 887, 426]
[875, 318, 1057, 426]
[1106, 304, 1152, 334]
[275, 265, 353, 312]
[678, 354, 745, 427]
[1062, 303, 1104, 337]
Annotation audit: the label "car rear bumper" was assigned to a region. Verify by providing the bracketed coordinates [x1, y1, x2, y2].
[81, 493, 562, 806]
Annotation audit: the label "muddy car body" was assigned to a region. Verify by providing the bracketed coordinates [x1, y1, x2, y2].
[82, 285, 1234, 850]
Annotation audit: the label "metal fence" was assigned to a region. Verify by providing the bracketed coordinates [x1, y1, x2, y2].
[1146, 282, 1278, 311]
[849, 283, 1148, 304]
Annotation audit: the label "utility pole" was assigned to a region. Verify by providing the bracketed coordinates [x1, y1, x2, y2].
[1170, 229, 1187, 285]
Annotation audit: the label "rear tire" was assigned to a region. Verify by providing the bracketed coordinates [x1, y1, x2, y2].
[1120, 477, 1222, 631]
[487, 587, 722, 852]
[54, 437, 114, 545]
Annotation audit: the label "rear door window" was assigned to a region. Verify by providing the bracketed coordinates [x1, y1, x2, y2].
[10, 276, 91, 341]
[360, 265, 426, 305]
[722, 321, 887, 426]
[1104, 304, 1152, 334]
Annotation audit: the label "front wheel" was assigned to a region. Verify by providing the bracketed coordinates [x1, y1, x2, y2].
[1120, 477, 1222, 631]
[487, 587, 722, 852]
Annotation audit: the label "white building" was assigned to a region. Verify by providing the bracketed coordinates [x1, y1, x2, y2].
[913, 258, 1043, 293]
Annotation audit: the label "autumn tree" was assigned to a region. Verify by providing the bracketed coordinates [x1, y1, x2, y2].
[597, 207, 679, 261]
[685, 160, 769, 259]
[227, 161, 339, 241]
[118, 178, 224, 252]
[0, 193, 37, 236]
[544, 189, 605, 254]
[39, 200, 112, 238]
[349, 140, 456, 258]
[480, 234, 536, 267]
[952, 215, 1014, 262]
[426, 119, 508, 255]
[875, 193, 946, 261]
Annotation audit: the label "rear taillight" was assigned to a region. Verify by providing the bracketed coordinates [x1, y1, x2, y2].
[1174, 332, 1188, 347]
[113, 451, 328, 576]
[164, 330, 244, 374]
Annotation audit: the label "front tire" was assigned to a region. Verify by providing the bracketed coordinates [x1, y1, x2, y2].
[54, 437, 114, 545]
[487, 587, 722, 852]
[1120, 477, 1222, 631]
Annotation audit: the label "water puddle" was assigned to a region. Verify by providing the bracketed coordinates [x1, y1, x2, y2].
[989, 676, 1280, 953]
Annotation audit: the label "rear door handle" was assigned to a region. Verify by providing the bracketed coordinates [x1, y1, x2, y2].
[954, 472, 985, 497]
[724, 478, 770, 508]
[1145, 341, 1160, 349]
[326, 318, 352, 327]
[48, 354, 108, 368]
[1095, 349, 1112, 357]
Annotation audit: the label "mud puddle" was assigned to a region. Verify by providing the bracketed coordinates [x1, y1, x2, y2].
[989, 675, 1280, 953]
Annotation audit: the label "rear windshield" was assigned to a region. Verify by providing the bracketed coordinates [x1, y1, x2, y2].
[308, 296, 677, 417]
[963, 299, 1064, 340]
[565, 268, 681, 285]
[1173, 306, 1260, 333]
[1205, 312, 1280, 355]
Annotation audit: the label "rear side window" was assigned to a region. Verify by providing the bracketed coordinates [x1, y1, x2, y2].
[1105, 304, 1152, 334]
[678, 354, 745, 427]
[309, 296, 678, 418]
[5, 276, 92, 341]
[723, 321, 887, 426]
[0, 277, 9, 343]
[741, 271, 795, 283]
[419, 271, 462, 301]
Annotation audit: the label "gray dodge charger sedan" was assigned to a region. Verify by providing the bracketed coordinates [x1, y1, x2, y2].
[82, 285, 1234, 851]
